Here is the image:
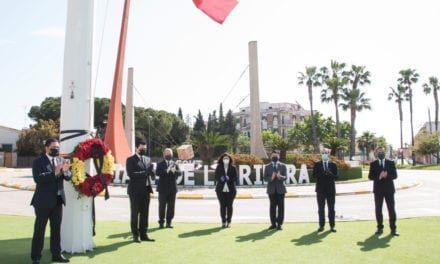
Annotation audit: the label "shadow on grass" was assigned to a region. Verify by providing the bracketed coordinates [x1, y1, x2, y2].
[106, 227, 160, 239]
[291, 230, 331, 246]
[357, 234, 394, 251]
[236, 229, 277, 242]
[178, 227, 223, 238]
[0, 237, 41, 264]
[65, 240, 133, 260]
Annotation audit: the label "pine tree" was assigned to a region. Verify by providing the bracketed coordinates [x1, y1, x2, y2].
[193, 110, 205, 136]
[177, 107, 183, 120]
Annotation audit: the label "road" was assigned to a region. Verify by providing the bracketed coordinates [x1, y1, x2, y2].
[0, 170, 438, 224]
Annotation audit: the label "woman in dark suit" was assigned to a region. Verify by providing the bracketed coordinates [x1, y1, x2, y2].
[215, 153, 238, 228]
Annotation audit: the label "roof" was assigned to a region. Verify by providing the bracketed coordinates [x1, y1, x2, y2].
[0, 125, 21, 133]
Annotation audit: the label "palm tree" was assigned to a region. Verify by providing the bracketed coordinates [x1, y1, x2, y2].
[423, 77, 439, 131]
[388, 85, 407, 164]
[422, 77, 440, 164]
[191, 131, 228, 163]
[357, 131, 377, 161]
[298, 66, 321, 153]
[340, 65, 371, 160]
[398, 69, 419, 165]
[324, 136, 348, 157]
[320, 60, 347, 138]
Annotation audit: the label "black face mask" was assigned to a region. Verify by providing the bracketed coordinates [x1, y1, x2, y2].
[272, 156, 279, 162]
[377, 153, 385, 160]
[49, 148, 59, 157]
[138, 149, 146, 156]
[165, 155, 172, 161]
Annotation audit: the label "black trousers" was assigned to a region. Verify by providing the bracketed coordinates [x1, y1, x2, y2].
[129, 192, 150, 238]
[317, 192, 335, 228]
[31, 196, 63, 261]
[158, 192, 176, 225]
[269, 193, 285, 226]
[216, 192, 236, 223]
[374, 192, 397, 230]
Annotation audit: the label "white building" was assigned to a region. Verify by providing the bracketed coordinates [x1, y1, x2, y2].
[0, 125, 20, 151]
[234, 102, 311, 138]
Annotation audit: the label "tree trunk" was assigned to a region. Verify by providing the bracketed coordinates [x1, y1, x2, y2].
[434, 88, 439, 164]
[308, 85, 319, 153]
[350, 107, 356, 160]
[335, 99, 340, 138]
[399, 102, 404, 165]
[409, 89, 416, 166]
[334, 98, 341, 160]
[280, 149, 287, 162]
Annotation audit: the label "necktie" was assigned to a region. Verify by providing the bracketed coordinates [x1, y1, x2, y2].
[52, 158, 56, 171]
[325, 162, 328, 171]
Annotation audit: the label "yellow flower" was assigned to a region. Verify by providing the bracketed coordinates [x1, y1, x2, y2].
[102, 152, 115, 177]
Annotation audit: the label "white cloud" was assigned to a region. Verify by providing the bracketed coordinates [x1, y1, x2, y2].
[31, 26, 65, 39]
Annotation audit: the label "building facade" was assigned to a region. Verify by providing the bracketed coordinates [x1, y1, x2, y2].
[234, 102, 311, 138]
[0, 125, 20, 152]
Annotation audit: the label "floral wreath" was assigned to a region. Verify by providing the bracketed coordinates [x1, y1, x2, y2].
[71, 138, 115, 198]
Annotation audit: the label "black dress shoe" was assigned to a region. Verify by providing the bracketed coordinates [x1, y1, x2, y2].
[140, 236, 155, 242]
[133, 237, 141, 243]
[375, 229, 383, 235]
[277, 225, 282, 230]
[317, 227, 324, 232]
[268, 225, 277, 230]
[222, 222, 227, 228]
[32, 260, 40, 264]
[226, 222, 231, 228]
[391, 230, 400, 236]
[330, 228, 337, 233]
[166, 224, 173, 229]
[52, 254, 70, 263]
[159, 224, 164, 229]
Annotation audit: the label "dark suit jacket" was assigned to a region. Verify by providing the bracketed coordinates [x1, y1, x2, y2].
[264, 162, 287, 194]
[312, 160, 338, 194]
[368, 159, 397, 194]
[31, 154, 72, 208]
[214, 164, 237, 194]
[156, 159, 180, 194]
[126, 154, 154, 196]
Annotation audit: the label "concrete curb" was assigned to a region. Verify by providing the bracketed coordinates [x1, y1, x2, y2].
[0, 180, 422, 200]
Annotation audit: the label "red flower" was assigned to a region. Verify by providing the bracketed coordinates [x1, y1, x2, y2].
[74, 138, 109, 161]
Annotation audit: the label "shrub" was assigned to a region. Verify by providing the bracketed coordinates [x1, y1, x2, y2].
[285, 153, 351, 170]
[230, 154, 263, 166]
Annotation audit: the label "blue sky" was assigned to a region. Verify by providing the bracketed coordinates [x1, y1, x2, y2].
[1, 0, 440, 148]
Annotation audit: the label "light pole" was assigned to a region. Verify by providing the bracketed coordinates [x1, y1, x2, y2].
[148, 115, 152, 157]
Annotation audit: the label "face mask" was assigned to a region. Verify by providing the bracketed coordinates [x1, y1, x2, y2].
[49, 148, 59, 157]
[165, 155, 172, 161]
[138, 149, 146, 156]
[322, 154, 329, 161]
[272, 156, 279, 162]
[223, 158, 230, 165]
[378, 153, 385, 160]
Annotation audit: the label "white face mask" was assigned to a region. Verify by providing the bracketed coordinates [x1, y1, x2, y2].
[223, 159, 230, 165]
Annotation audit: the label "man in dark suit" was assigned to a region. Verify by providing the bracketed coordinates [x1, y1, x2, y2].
[31, 138, 71, 264]
[312, 148, 338, 233]
[156, 148, 180, 228]
[369, 146, 399, 236]
[264, 151, 287, 230]
[126, 140, 155, 243]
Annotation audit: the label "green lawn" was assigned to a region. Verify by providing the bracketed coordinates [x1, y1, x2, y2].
[1, 215, 439, 264]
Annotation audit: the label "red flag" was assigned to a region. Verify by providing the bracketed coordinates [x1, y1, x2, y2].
[193, 0, 238, 24]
